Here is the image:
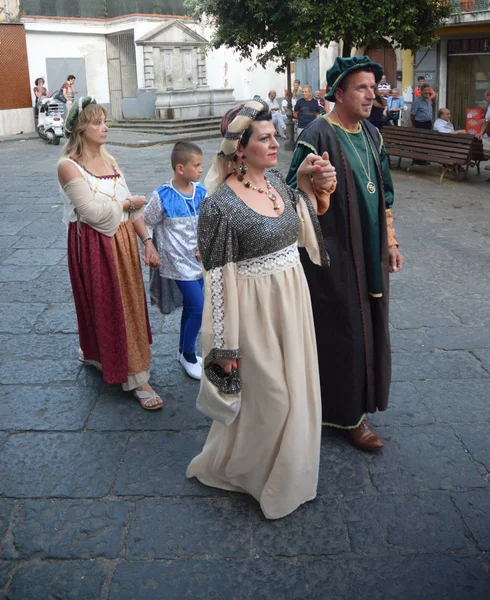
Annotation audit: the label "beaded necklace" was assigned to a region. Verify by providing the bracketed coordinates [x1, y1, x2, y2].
[242, 176, 281, 211]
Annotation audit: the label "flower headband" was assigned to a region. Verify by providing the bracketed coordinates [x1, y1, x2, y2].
[64, 95, 97, 138]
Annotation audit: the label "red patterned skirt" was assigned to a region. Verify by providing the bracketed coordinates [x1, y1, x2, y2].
[68, 220, 152, 385]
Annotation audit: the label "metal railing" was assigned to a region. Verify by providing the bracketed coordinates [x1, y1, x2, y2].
[451, 0, 489, 12]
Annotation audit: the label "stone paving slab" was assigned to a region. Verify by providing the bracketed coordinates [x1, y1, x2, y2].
[451, 491, 490, 552]
[0, 265, 47, 283]
[0, 303, 46, 334]
[2, 500, 130, 560]
[0, 386, 96, 431]
[87, 389, 207, 432]
[0, 433, 128, 498]
[473, 348, 490, 373]
[0, 500, 14, 541]
[452, 423, 490, 473]
[33, 304, 79, 334]
[127, 497, 254, 559]
[391, 350, 488, 382]
[0, 333, 78, 359]
[0, 358, 81, 385]
[2, 248, 65, 267]
[368, 382, 435, 427]
[7, 560, 108, 600]
[425, 326, 490, 350]
[304, 556, 490, 600]
[113, 431, 219, 497]
[364, 425, 487, 493]
[317, 434, 372, 496]
[416, 379, 490, 424]
[343, 492, 470, 554]
[109, 560, 306, 600]
[248, 496, 349, 558]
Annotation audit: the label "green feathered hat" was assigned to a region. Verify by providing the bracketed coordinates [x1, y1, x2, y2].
[64, 96, 97, 138]
[325, 56, 384, 102]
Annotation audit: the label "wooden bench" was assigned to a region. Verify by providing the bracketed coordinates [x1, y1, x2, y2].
[382, 126, 474, 184]
[469, 137, 490, 175]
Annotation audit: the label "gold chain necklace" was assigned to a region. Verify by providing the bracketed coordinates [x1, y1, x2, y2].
[332, 113, 376, 194]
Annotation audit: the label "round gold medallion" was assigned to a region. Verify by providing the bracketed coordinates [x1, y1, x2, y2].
[367, 181, 376, 194]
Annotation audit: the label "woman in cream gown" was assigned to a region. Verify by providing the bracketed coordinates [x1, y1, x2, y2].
[186, 98, 337, 519]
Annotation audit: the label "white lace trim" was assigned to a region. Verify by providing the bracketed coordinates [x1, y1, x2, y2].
[237, 242, 299, 278]
[209, 267, 225, 348]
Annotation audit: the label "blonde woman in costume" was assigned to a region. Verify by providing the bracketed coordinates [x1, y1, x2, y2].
[186, 98, 337, 519]
[58, 96, 163, 410]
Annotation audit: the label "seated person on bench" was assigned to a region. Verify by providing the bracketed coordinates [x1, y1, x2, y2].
[433, 108, 466, 135]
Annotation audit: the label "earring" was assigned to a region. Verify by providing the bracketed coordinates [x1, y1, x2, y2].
[237, 160, 248, 182]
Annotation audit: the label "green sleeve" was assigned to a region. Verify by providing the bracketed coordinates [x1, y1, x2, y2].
[286, 143, 313, 189]
[379, 142, 394, 209]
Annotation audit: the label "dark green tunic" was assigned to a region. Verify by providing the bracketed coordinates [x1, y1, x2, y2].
[286, 116, 394, 428]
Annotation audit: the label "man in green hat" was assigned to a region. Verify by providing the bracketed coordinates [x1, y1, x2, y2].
[286, 56, 403, 452]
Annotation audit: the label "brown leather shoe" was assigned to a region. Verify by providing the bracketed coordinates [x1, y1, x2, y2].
[346, 420, 384, 452]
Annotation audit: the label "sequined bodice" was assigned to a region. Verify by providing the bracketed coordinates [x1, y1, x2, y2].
[198, 170, 300, 270]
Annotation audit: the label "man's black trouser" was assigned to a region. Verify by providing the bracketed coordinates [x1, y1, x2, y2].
[414, 120, 432, 129]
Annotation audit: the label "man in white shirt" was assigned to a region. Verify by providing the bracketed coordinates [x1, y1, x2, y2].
[433, 108, 466, 134]
[266, 89, 287, 138]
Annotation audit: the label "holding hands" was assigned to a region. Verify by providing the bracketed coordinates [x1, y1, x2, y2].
[298, 152, 337, 192]
[143, 239, 160, 268]
[296, 152, 337, 215]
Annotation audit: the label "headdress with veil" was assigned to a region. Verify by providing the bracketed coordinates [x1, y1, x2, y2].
[204, 96, 270, 195]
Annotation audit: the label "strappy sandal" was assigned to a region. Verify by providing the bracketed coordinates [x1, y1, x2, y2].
[133, 388, 163, 411]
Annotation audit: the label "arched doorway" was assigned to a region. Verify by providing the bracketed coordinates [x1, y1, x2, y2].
[365, 40, 396, 88]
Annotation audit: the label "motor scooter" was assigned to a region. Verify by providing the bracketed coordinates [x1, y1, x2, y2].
[36, 95, 65, 145]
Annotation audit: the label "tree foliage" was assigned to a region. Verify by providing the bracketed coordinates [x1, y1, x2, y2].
[186, 0, 331, 69]
[186, 0, 453, 68]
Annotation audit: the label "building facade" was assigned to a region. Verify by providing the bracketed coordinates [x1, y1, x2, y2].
[438, 1, 490, 129]
[1, 0, 286, 135]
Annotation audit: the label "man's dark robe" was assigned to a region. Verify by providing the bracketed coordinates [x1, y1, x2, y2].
[286, 117, 392, 428]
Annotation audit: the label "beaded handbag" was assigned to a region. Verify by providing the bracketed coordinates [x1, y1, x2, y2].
[197, 362, 241, 426]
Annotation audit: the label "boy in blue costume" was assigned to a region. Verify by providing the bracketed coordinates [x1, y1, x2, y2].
[144, 142, 206, 380]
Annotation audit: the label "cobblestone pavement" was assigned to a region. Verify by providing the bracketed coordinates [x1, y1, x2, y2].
[0, 134, 489, 600]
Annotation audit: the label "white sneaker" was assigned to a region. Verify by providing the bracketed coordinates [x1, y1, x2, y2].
[177, 350, 202, 365]
[179, 354, 202, 380]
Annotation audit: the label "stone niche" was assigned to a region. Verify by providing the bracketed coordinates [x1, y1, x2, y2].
[137, 20, 235, 120]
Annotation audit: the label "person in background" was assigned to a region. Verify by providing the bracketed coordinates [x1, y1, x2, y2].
[414, 75, 436, 104]
[411, 84, 433, 130]
[281, 89, 295, 115]
[368, 83, 386, 131]
[62, 75, 77, 111]
[314, 90, 327, 114]
[384, 88, 404, 126]
[266, 90, 287, 138]
[433, 108, 466, 134]
[292, 79, 302, 102]
[293, 85, 319, 134]
[377, 74, 392, 99]
[143, 142, 207, 380]
[33, 77, 49, 119]
[475, 90, 490, 140]
[410, 84, 433, 165]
